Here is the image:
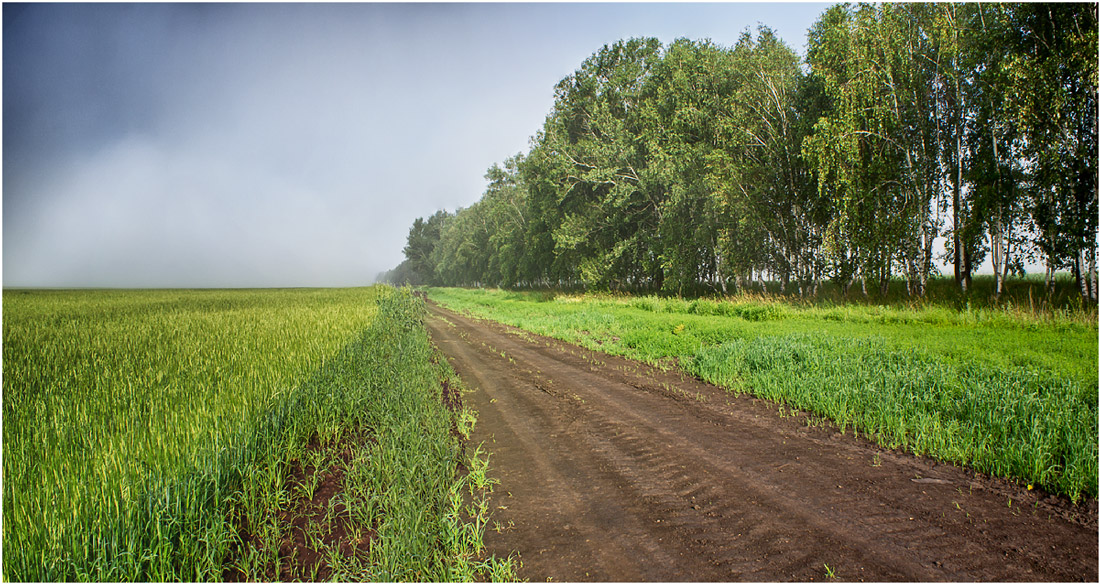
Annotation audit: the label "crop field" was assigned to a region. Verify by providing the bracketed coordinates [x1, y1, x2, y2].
[427, 284, 1099, 503]
[3, 286, 514, 581]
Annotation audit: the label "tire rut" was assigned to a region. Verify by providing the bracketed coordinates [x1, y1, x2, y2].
[426, 302, 1097, 582]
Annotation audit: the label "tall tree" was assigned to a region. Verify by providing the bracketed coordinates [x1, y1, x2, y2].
[637, 37, 730, 294]
[806, 3, 960, 297]
[529, 38, 664, 290]
[961, 4, 1028, 298]
[481, 155, 531, 287]
[999, 3, 1098, 298]
[806, 4, 917, 297]
[397, 209, 452, 285]
[730, 27, 829, 295]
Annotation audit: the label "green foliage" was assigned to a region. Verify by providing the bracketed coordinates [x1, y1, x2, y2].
[382, 210, 454, 286]
[3, 287, 514, 581]
[538, 37, 664, 289]
[997, 4, 1098, 282]
[392, 3, 1097, 302]
[428, 285, 1098, 501]
[433, 156, 531, 288]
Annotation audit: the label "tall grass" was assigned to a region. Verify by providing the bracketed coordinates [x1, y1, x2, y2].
[3, 287, 514, 581]
[690, 334, 1097, 502]
[428, 285, 1098, 502]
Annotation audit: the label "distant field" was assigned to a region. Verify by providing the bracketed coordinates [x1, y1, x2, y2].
[3, 287, 512, 581]
[428, 286, 1099, 502]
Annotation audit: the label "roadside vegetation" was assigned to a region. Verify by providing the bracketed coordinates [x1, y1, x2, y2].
[3, 286, 516, 581]
[427, 284, 1098, 503]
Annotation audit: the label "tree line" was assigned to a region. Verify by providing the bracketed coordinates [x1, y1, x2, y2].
[383, 3, 1098, 299]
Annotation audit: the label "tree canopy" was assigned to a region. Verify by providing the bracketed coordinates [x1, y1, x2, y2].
[386, 3, 1098, 300]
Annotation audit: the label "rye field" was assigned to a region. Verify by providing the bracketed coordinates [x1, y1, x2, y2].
[3, 286, 514, 581]
[428, 282, 1099, 503]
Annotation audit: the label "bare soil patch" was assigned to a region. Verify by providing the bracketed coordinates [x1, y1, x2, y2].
[224, 433, 375, 582]
[426, 301, 1097, 582]
[273, 436, 373, 581]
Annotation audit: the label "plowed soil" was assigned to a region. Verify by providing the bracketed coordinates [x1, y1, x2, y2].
[425, 302, 1097, 582]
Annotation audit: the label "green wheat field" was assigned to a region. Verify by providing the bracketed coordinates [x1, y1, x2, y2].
[3, 287, 514, 581]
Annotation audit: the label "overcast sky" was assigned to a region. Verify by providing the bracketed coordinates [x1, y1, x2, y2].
[4, 2, 830, 288]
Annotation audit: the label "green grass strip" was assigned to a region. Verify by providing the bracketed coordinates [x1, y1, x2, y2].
[690, 333, 1097, 502]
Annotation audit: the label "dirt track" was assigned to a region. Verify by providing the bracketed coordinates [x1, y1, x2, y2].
[425, 302, 1097, 582]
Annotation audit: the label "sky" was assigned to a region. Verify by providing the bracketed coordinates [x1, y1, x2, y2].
[3, 2, 831, 288]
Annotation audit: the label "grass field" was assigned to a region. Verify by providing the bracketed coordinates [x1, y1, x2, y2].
[427, 283, 1098, 503]
[3, 286, 514, 581]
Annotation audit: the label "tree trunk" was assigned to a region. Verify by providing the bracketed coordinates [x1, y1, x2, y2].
[921, 217, 934, 297]
[1076, 248, 1088, 299]
[1089, 245, 1098, 301]
[879, 256, 891, 298]
[953, 200, 962, 287]
[991, 212, 1005, 298]
[905, 254, 920, 297]
[962, 245, 972, 293]
[991, 128, 1005, 299]
[715, 247, 727, 294]
[1046, 258, 1056, 294]
[953, 76, 967, 294]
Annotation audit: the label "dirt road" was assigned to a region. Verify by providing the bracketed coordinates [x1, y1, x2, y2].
[425, 302, 1097, 582]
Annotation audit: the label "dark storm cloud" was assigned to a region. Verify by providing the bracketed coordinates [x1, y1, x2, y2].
[3, 3, 829, 288]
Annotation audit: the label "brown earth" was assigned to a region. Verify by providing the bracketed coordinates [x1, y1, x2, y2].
[223, 433, 375, 582]
[425, 301, 1098, 582]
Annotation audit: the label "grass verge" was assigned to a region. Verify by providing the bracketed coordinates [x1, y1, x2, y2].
[427, 285, 1098, 503]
